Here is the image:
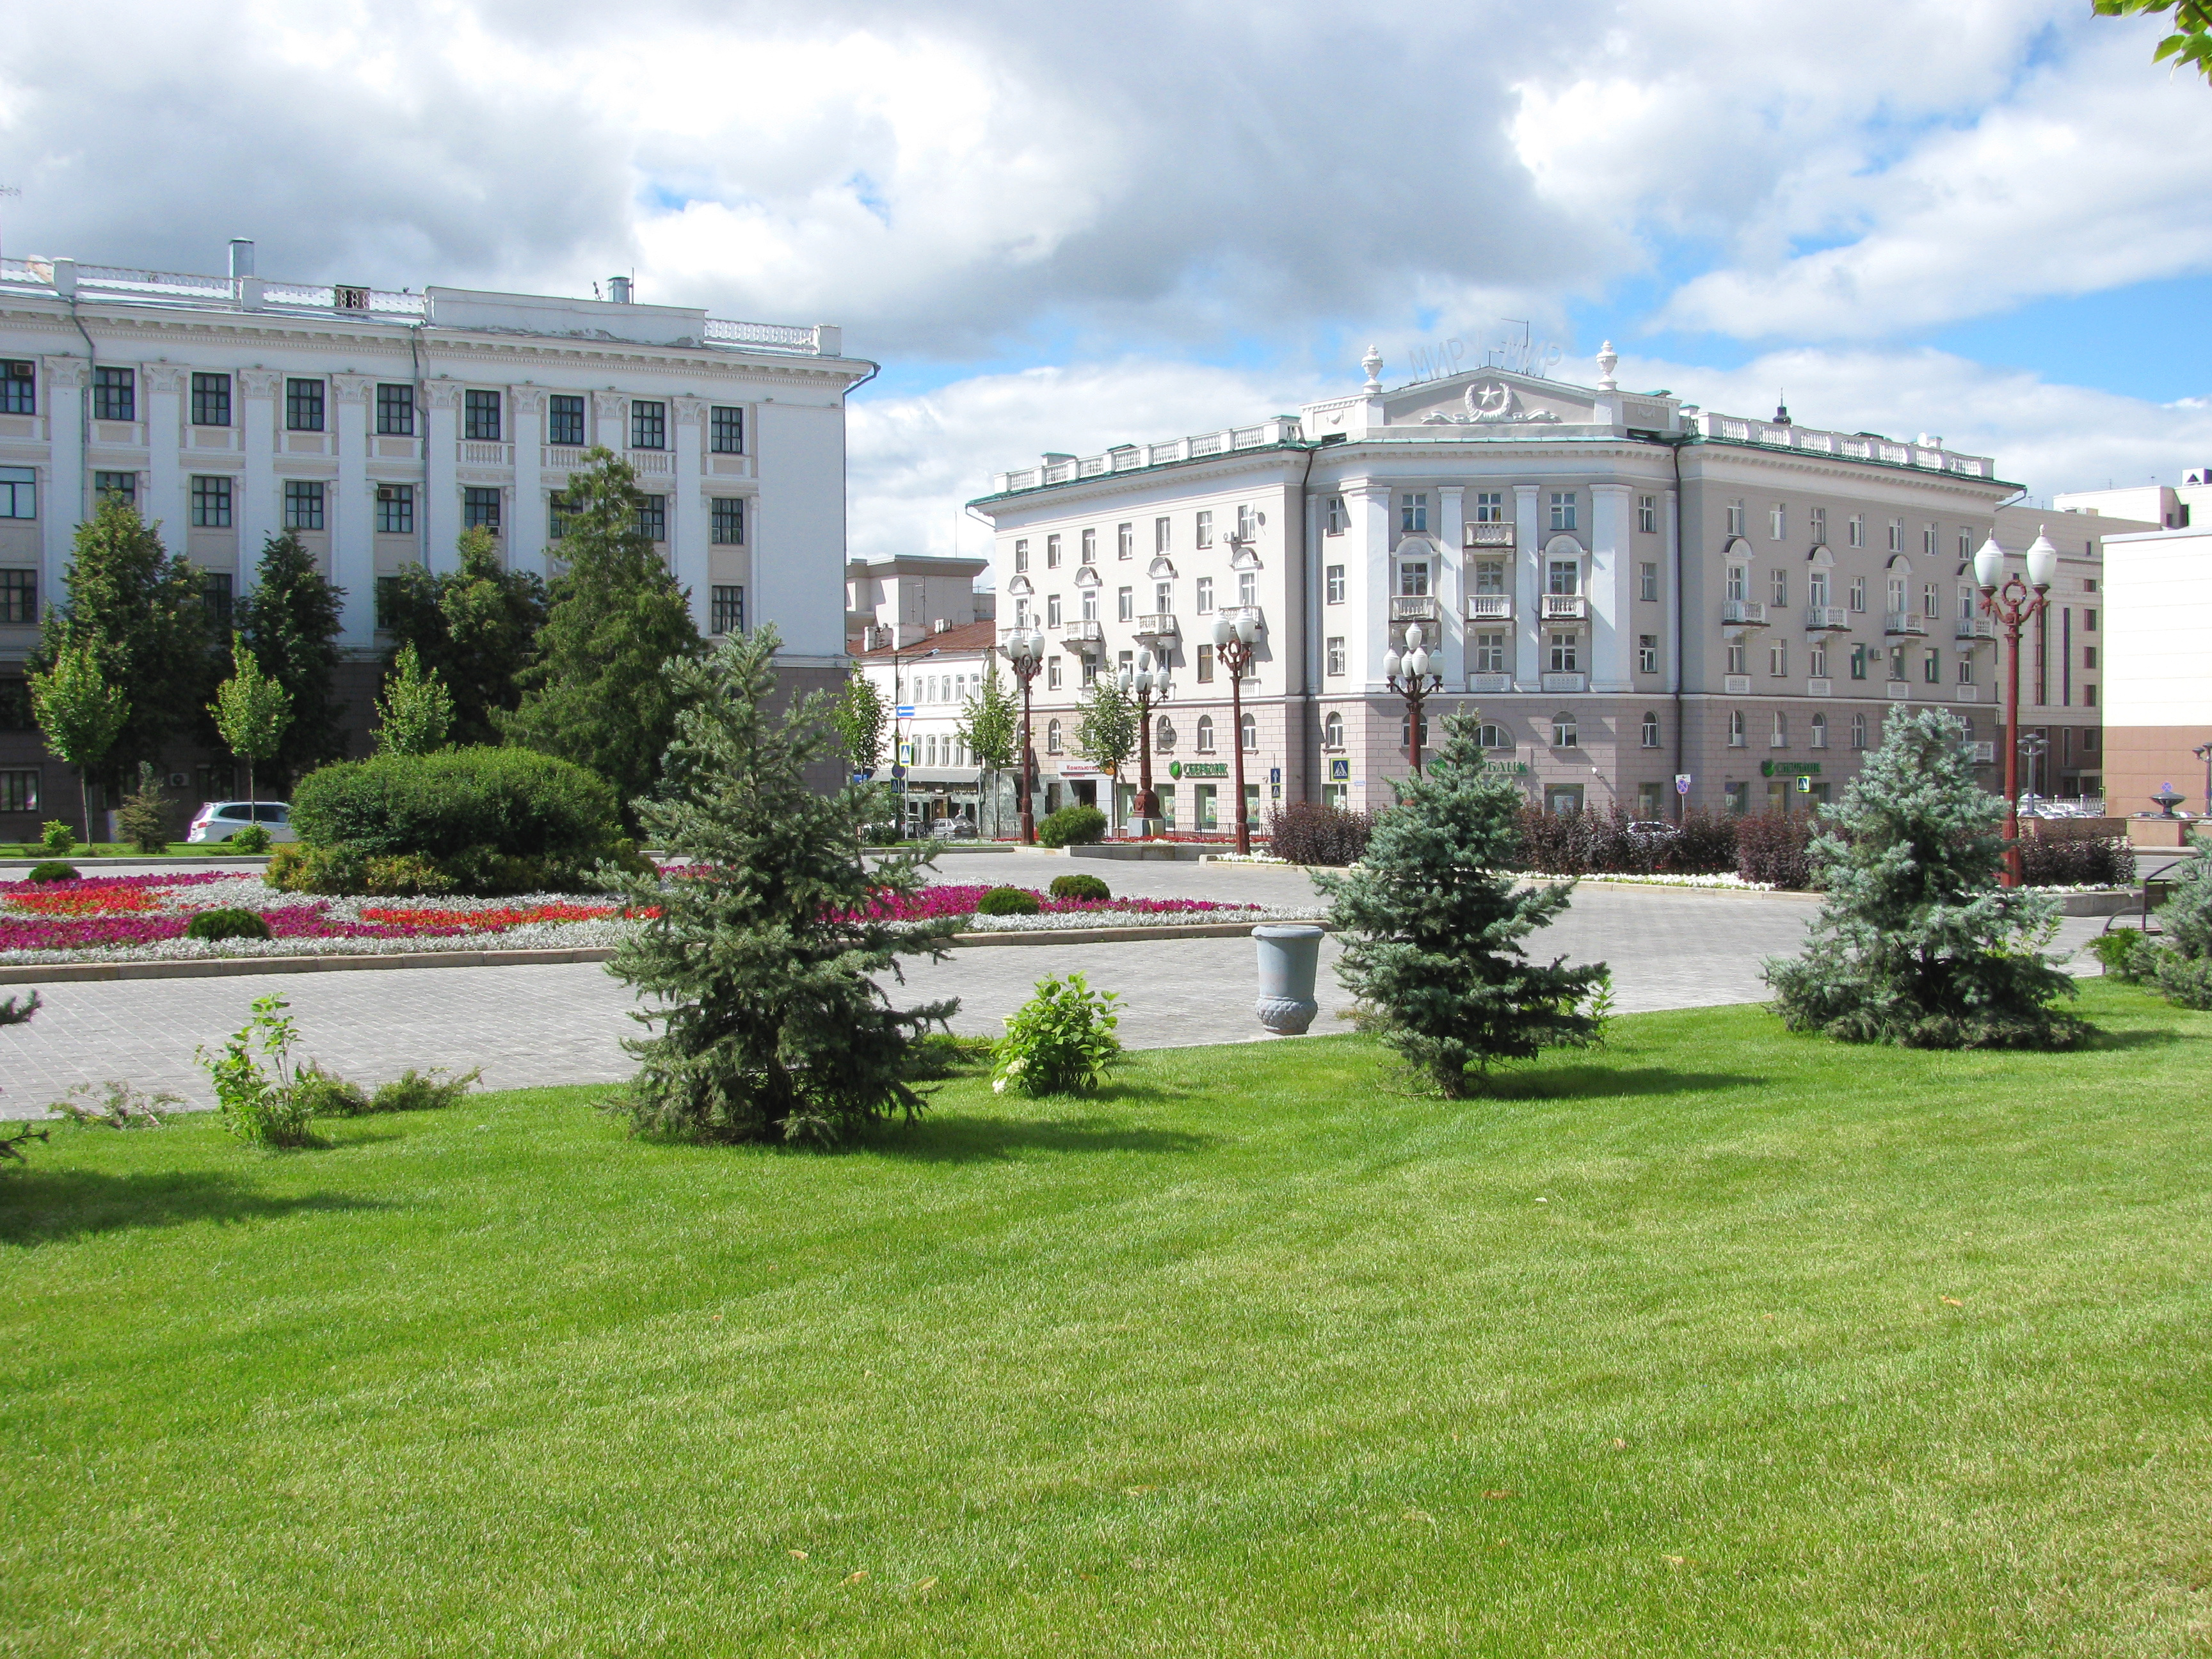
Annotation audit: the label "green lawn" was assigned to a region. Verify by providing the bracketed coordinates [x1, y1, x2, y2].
[5, 981, 2210, 1656]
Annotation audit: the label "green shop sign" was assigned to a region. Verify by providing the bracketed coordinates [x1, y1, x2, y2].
[1480, 760, 1530, 775]
[1169, 761, 1230, 779]
[1759, 761, 1822, 778]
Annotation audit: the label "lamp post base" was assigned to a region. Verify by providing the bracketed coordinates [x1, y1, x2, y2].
[1126, 815, 1162, 838]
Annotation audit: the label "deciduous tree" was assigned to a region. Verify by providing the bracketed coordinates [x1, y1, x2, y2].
[210, 633, 293, 814]
[374, 643, 454, 757]
[237, 530, 346, 787]
[380, 527, 549, 748]
[30, 643, 129, 841]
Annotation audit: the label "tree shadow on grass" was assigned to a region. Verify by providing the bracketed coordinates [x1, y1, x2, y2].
[880, 1114, 1219, 1164]
[1474, 1066, 1768, 1103]
[0, 1169, 390, 1247]
[2084, 1026, 2188, 1053]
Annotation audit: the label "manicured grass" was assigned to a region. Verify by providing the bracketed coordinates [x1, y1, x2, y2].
[5, 980, 2211, 1656]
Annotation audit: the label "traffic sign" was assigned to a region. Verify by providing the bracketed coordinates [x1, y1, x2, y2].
[897, 742, 914, 765]
[1674, 774, 1692, 795]
[851, 770, 875, 783]
[894, 705, 915, 719]
[1269, 767, 1282, 785]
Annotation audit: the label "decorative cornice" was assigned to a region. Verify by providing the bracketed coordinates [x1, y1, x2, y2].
[332, 373, 374, 403]
[41, 356, 87, 389]
[238, 369, 282, 397]
[672, 394, 707, 421]
[507, 386, 548, 414]
[142, 364, 188, 394]
[591, 390, 627, 419]
[424, 381, 465, 410]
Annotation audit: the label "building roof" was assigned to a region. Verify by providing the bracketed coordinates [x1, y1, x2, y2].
[851, 618, 998, 662]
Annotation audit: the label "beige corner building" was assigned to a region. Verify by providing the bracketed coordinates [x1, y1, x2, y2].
[2096, 521, 2212, 825]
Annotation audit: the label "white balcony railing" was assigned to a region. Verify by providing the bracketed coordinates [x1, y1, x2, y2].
[458, 441, 512, 467]
[1390, 595, 1439, 623]
[1885, 613, 1929, 636]
[991, 417, 1304, 494]
[1804, 605, 1848, 630]
[1221, 605, 1265, 634]
[1466, 593, 1512, 620]
[1539, 671, 1588, 693]
[1722, 599, 1767, 627]
[1969, 741, 1996, 763]
[1470, 671, 1514, 693]
[1464, 521, 1515, 548]
[1541, 593, 1587, 621]
[1134, 613, 1178, 639]
[1724, 674, 1752, 694]
[1059, 620, 1103, 651]
[1955, 616, 1995, 640]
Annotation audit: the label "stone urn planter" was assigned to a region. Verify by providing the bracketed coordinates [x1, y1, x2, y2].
[1253, 924, 1325, 1035]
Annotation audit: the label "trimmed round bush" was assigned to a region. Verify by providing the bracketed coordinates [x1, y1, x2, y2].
[228, 824, 275, 855]
[26, 862, 81, 884]
[186, 908, 274, 942]
[975, 886, 1043, 917]
[1036, 804, 1107, 848]
[1048, 872, 1111, 902]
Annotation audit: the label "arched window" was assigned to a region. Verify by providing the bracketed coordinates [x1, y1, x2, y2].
[1729, 710, 1746, 748]
[1046, 719, 1063, 755]
[1156, 717, 1176, 751]
[1240, 712, 1258, 752]
[925, 734, 938, 766]
[1810, 712, 1828, 749]
[1552, 712, 1578, 749]
[1323, 711, 1345, 750]
[1850, 712, 1867, 750]
[1477, 721, 1508, 750]
[1196, 715, 1216, 753]
[1770, 711, 1788, 748]
[1640, 711, 1660, 749]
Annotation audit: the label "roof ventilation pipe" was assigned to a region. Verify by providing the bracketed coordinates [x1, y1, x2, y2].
[607, 275, 632, 303]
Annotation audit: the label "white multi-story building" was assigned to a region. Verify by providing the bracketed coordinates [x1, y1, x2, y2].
[0, 241, 869, 831]
[846, 552, 1000, 831]
[968, 347, 2114, 831]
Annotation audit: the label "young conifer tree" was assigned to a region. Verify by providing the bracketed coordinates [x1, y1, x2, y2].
[1763, 707, 2085, 1048]
[600, 626, 959, 1146]
[1317, 709, 1608, 1095]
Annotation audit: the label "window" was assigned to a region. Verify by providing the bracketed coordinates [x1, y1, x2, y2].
[700, 497, 742, 546]
[0, 468, 33, 520]
[1724, 781, 1750, 815]
[463, 390, 502, 442]
[1195, 510, 1213, 549]
[2083, 683, 2097, 707]
[201, 572, 234, 629]
[1770, 712, 1788, 748]
[378, 383, 416, 437]
[1196, 714, 1216, 751]
[1399, 560, 1431, 598]
[1047, 657, 1062, 689]
[93, 366, 135, 422]
[1196, 645, 1215, 683]
[374, 576, 404, 629]
[710, 405, 744, 454]
[1887, 575, 1907, 617]
[1888, 645, 1906, 681]
[2083, 645, 2097, 671]
[1048, 719, 1064, 755]
[1046, 533, 1062, 569]
[1046, 593, 1062, 628]
[1851, 712, 1867, 749]
[709, 584, 746, 636]
[1809, 571, 1831, 609]
[1400, 493, 1429, 533]
[1726, 564, 1748, 603]
[1637, 495, 1657, 534]
[1639, 635, 1658, 675]
[376, 483, 414, 534]
[629, 399, 666, 451]
[1, 360, 34, 415]
[1548, 558, 1580, 596]
[283, 479, 325, 531]
[1887, 519, 1903, 552]
[1326, 565, 1346, 604]
[1550, 492, 1578, 531]
[0, 769, 39, 812]
[1323, 711, 1344, 749]
[1237, 504, 1256, 543]
[93, 470, 135, 505]
[1013, 539, 1029, 572]
[1116, 522, 1134, 560]
[191, 373, 231, 427]
[1923, 524, 1937, 556]
[1475, 632, 1507, 673]
[1770, 504, 1786, 540]
[1479, 721, 1510, 749]
[1155, 581, 1171, 612]
[1726, 499, 1746, 536]
[1238, 570, 1256, 607]
[1552, 712, 1578, 749]
[1471, 490, 1503, 524]
[1080, 528, 1096, 565]
[0, 569, 36, 623]
[1849, 576, 1866, 612]
[1080, 588, 1098, 622]
[1810, 506, 1827, 542]
[285, 378, 325, 432]
[1117, 586, 1133, 621]
[2084, 608, 2097, 632]
[189, 475, 232, 528]
[1640, 710, 1660, 749]
[1548, 632, 1580, 673]
[1155, 517, 1171, 554]
[636, 494, 666, 542]
[1768, 640, 1788, 677]
[1847, 514, 1864, 549]
[1240, 712, 1257, 753]
[1326, 636, 1345, 676]
[1922, 582, 1939, 620]
[1923, 648, 1941, 684]
[1957, 653, 1974, 685]
[1193, 576, 1215, 614]
[1639, 561, 1658, 602]
[1809, 644, 1827, 678]
[463, 487, 502, 534]
[1727, 642, 1747, 676]
[1728, 710, 1747, 748]
[1770, 568, 1788, 606]
[1325, 496, 1347, 534]
[1155, 717, 1175, 753]
[535, 392, 584, 447]
[1475, 559, 1507, 595]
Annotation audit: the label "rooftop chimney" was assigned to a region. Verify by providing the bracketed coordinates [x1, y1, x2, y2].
[607, 275, 632, 304]
[228, 239, 255, 278]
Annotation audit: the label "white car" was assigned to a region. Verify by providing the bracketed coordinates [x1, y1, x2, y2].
[186, 801, 298, 845]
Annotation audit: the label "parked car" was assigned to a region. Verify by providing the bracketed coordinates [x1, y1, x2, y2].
[186, 801, 297, 844]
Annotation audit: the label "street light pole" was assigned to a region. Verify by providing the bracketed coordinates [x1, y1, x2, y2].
[2195, 741, 2212, 819]
[1974, 529, 2057, 888]
[1384, 622, 1445, 776]
[1212, 613, 1260, 854]
[1002, 629, 1045, 845]
[1119, 651, 1171, 837]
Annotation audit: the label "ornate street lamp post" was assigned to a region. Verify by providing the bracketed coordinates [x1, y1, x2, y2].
[1384, 622, 1445, 776]
[1118, 650, 1171, 837]
[1974, 529, 2058, 887]
[1212, 613, 1260, 854]
[2194, 741, 2212, 819]
[1002, 627, 1046, 846]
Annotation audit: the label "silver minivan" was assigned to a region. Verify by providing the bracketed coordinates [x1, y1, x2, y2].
[186, 801, 297, 844]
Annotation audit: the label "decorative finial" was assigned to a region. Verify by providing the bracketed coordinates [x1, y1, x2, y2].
[1596, 341, 1618, 391]
[1774, 388, 1791, 426]
[1361, 344, 1383, 394]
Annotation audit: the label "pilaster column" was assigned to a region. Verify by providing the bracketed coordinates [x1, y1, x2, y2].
[237, 370, 281, 591]
[1437, 485, 1465, 685]
[508, 388, 547, 579]
[592, 390, 627, 453]
[423, 381, 462, 573]
[1513, 484, 1541, 689]
[1590, 483, 1633, 692]
[40, 358, 86, 605]
[143, 366, 186, 547]
[1350, 479, 1390, 687]
[1663, 487, 1681, 696]
[671, 395, 709, 633]
[332, 376, 375, 646]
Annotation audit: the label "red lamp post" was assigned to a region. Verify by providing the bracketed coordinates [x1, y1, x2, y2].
[1973, 529, 2057, 887]
[1211, 613, 1260, 854]
[1119, 651, 1171, 836]
[1384, 622, 1444, 775]
[1002, 627, 1046, 846]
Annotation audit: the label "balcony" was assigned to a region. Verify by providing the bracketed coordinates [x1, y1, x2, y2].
[1539, 671, 1588, 693]
[1219, 604, 1265, 635]
[1724, 674, 1751, 694]
[1059, 620, 1103, 652]
[1470, 671, 1514, 693]
[1390, 595, 1439, 624]
[1955, 616, 1995, 640]
[1464, 521, 1515, 548]
[1134, 613, 1178, 641]
[1466, 592, 1513, 620]
[1968, 741, 1996, 763]
[1541, 593, 1588, 621]
[1884, 612, 1928, 637]
[1722, 599, 1768, 627]
[1804, 605, 1848, 631]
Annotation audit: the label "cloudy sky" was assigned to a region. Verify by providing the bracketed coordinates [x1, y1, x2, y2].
[4, 0, 2207, 558]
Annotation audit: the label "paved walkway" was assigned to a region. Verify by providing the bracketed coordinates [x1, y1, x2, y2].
[0, 852, 2114, 1115]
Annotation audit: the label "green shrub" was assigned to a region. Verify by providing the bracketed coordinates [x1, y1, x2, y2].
[228, 823, 275, 855]
[294, 1067, 369, 1118]
[991, 973, 1121, 1096]
[369, 1067, 481, 1112]
[264, 842, 366, 895]
[365, 853, 458, 896]
[39, 821, 76, 856]
[186, 908, 273, 942]
[197, 994, 319, 1149]
[27, 862, 80, 884]
[117, 764, 170, 855]
[904, 1032, 996, 1080]
[289, 746, 631, 894]
[2088, 928, 2154, 982]
[1048, 872, 1111, 902]
[975, 886, 1042, 916]
[1036, 803, 1107, 848]
[2154, 952, 2212, 1010]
